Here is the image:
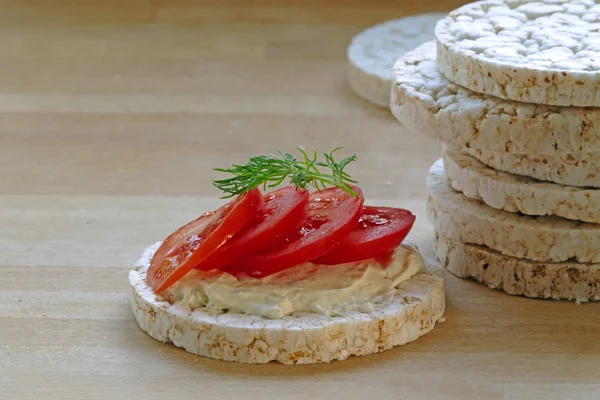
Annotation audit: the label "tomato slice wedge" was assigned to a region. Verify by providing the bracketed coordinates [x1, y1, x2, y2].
[195, 185, 309, 271]
[313, 206, 416, 265]
[147, 188, 262, 292]
[229, 186, 364, 277]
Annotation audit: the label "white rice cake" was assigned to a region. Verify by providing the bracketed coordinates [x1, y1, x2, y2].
[427, 159, 600, 263]
[347, 13, 446, 107]
[436, 0, 600, 107]
[434, 233, 600, 303]
[444, 147, 600, 223]
[465, 147, 600, 188]
[130, 244, 445, 365]
[391, 41, 600, 154]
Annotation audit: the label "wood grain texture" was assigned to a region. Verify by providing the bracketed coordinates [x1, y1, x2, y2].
[3, 1, 599, 399]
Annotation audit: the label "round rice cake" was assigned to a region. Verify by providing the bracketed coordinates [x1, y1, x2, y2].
[443, 147, 600, 223]
[434, 233, 600, 303]
[436, 0, 600, 107]
[427, 159, 600, 263]
[347, 13, 446, 107]
[391, 41, 600, 154]
[129, 243, 446, 365]
[465, 147, 600, 188]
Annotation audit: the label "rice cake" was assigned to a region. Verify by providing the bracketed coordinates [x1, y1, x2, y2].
[391, 41, 600, 154]
[348, 13, 446, 107]
[443, 147, 600, 223]
[427, 159, 600, 263]
[436, 0, 600, 107]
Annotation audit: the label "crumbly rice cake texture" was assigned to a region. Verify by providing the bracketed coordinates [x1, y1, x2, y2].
[436, 0, 600, 107]
[434, 233, 600, 303]
[465, 147, 600, 188]
[443, 147, 600, 223]
[391, 41, 600, 154]
[347, 13, 445, 107]
[129, 245, 445, 365]
[427, 159, 600, 263]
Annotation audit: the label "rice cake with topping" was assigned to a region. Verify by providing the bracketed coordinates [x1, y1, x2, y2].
[130, 243, 446, 365]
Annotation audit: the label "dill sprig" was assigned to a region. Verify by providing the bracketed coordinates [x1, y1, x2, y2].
[213, 148, 359, 198]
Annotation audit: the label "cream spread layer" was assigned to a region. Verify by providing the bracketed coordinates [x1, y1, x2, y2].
[141, 242, 425, 319]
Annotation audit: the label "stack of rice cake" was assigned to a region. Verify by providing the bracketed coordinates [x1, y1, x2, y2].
[391, 0, 600, 303]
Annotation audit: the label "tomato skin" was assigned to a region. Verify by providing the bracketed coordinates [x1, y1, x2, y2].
[229, 186, 364, 277]
[313, 206, 415, 265]
[195, 186, 309, 271]
[147, 188, 262, 292]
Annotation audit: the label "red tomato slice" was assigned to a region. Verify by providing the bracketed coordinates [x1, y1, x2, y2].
[229, 186, 364, 277]
[313, 206, 416, 265]
[147, 188, 262, 292]
[195, 185, 309, 271]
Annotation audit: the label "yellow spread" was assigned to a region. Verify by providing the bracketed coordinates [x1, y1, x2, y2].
[146, 243, 425, 319]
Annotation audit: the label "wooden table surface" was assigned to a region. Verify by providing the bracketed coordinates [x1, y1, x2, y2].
[4, 1, 600, 399]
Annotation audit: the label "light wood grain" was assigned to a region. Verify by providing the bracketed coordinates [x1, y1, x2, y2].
[3, 1, 599, 399]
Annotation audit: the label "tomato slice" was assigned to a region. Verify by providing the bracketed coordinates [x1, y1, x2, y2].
[147, 188, 262, 292]
[229, 186, 364, 277]
[195, 185, 309, 271]
[313, 206, 416, 265]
